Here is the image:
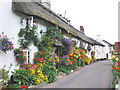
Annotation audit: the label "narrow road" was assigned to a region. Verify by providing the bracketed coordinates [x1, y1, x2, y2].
[41, 60, 113, 88]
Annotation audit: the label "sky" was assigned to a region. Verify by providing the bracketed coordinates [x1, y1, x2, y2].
[50, 0, 119, 44]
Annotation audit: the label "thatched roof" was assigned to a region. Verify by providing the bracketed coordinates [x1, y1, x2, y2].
[12, 0, 93, 44]
[88, 37, 105, 47]
[102, 40, 113, 46]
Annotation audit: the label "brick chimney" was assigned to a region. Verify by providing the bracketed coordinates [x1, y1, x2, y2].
[80, 26, 84, 33]
[114, 42, 120, 57]
[114, 42, 120, 53]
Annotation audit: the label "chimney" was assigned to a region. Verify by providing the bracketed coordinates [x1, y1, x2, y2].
[80, 26, 84, 33]
[96, 35, 101, 41]
[42, 0, 51, 9]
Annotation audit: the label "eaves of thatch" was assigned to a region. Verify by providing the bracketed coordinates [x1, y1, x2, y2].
[12, 0, 93, 44]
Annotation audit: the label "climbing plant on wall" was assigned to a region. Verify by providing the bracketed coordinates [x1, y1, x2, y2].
[38, 26, 64, 52]
[18, 25, 64, 53]
[18, 25, 39, 49]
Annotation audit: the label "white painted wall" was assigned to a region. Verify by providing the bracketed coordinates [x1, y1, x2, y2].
[0, 1, 47, 75]
[95, 45, 105, 59]
[0, 1, 22, 74]
[95, 35, 112, 59]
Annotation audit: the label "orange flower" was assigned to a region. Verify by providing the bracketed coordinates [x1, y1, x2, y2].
[67, 59, 72, 64]
[71, 59, 76, 64]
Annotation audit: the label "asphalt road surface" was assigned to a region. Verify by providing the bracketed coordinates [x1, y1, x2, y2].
[41, 60, 113, 88]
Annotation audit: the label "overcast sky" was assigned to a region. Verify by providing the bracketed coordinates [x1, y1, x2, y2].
[50, 0, 119, 44]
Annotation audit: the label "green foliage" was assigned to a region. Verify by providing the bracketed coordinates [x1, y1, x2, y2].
[7, 84, 21, 88]
[59, 55, 73, 75]
[0, 64, 12, 87]
[38, 26, 64, 52]
[11, 68, 36, 86]
[33, 51, 50, 64]
[13, 48, 27, 65]
[42, 53, 58, 83]
[112, 70, 120, 88]
[42, 64, 57, 83]
[59, 68, 71, 75]
[18, 25, 63, 53]
[34, 51, 59, 83]
[18, 25, 39, 49]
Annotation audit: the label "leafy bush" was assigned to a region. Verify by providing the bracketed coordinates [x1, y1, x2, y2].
[42, 53, 59, 83]
[0, 64, 12, 87]
[9, 63, 48, 87]
[59, 55, 73, 75]
[14, 48, 27, 65]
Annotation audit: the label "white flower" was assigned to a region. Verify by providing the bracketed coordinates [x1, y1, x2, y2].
[71, 70, 73, 73]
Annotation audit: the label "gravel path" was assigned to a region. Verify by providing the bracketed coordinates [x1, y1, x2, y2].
[40, 60, 113, 88]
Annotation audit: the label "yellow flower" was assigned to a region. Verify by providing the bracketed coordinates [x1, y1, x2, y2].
[38, 63, 43, 67]
[36, 79, 42, 84]
[37, 70, 42, 73]
[30, 69, 35, 74]
[111, 55, 116, 60]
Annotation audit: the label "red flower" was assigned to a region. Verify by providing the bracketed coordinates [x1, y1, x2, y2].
[20, 49, 23, 51]
[74, 59, 76, 61]
[20, 52, 24, 55]
[81, 55, 85, 59]
[114, 67, 120, 70]
[11, 46, 14, 49]
[21, 86, 28, 88]
[16, 59, 18, 61]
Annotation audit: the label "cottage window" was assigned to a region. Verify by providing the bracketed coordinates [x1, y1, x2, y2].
[22, 50, 30, 63]
[26, 16, 33, 27]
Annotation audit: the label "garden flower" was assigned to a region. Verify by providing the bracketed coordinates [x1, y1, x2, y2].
[56, 69, 58, 71]
[30, 69, 35, 74]
[21, 86, 28, 88]
[52, 59, 55, 60]
[114, 67, 120, 70]
[114, 63, 119, 66]
[20, 52, 24, 55]
[16, 59, 18, 61]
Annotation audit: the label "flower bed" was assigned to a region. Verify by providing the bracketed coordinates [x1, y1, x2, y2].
[5, 26, 99, 88]
[14, 48, 27, 65]
[111, 56, 120, 88]
[7, 63, 48, 88]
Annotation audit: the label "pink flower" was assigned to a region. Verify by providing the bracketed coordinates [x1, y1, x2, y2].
[56, 69, 58, 71]
[52, 59, 55, 60]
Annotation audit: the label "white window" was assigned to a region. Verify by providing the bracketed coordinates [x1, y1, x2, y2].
[22, 50, 30, 63]
[26, 16, 34, 27]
